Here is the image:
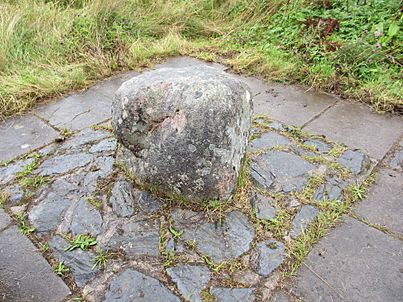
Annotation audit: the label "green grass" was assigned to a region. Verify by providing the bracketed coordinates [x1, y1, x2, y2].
[0, 0, 401, 120]
[65, 234, 97, 251]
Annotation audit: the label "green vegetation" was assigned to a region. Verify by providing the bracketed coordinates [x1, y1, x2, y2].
[0, 0, 401, 120]
[65, 234, 97, 251]
[16, 212, 36, 235]
[54, 261, 70, 276]
[91, 246, 112, 269]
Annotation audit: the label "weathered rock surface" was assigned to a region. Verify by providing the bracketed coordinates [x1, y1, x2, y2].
[250, 151, 316, 192]
[290, 205, 319, 238]
[211, 287, 255, 302]
[166, 264, 211, 302]
[134, 190, 162, 214]
[303, 139, 330, 153]
[338, 149, 370, 175]
[248, 131, 291, 151]
[0, 158, 34, 185]
[252, 240, 286, 277]
[89, 138, 117, 153]
[0, 209, 12, 231]
[112, 66, 252, 201]
[50, 236, 98, 287]
[38, 153, 93, 176]
[28, 193, 71, 233]
[313, 176, 347, 202]
[70, 199, 103, 236]
[104, 269, 180, 302]
[109, 217, 160, 257]
[389, 150, 403, 169]
[251, 193, 277, 220]
[109, 180, 135, 217]
[7, 185, 24, 204]
[172, 209, 255, 262]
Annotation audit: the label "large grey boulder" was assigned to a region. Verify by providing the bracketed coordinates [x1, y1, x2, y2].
[112, 66, 252, 202]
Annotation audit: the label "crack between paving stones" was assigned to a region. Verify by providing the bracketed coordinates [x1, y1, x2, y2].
[33, 112, 62, 132]
[301, 99, 339, 129]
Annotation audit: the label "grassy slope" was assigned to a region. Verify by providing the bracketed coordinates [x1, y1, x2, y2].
[0, 0, 401, 120]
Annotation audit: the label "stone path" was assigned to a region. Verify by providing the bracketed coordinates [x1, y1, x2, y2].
[0, 57, 402, 302]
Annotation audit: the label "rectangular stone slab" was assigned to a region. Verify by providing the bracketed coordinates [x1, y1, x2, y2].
[354, 168, 403, 235]
[0, 226, 70, 302]
[0, 115, 59, 161]
[304, 101, 403, 160]
[292, 216, 403, 302]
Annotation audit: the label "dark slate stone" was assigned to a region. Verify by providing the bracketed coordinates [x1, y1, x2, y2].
[290, 205, 319, 238]
[28, 192, 71, 233]
[251, 193, 277, 220]
[172, 209, 255, 262]
[109, 218, 160, 257]
[83, 156, 114, 192]
[166, 264, 211, 302]
[303, 140, 330, 153]
[313, 176, 347, 202]
[389, 150, 403, 169]
[0, 228, 70, 302]
[338, 149, 370, 175]
[293, 216, 403, 302]
[0, 208, 12, 231]
[112, 66, 252, 202]
[70, 199, 103, 236]
[61, 128, 110, 150]
[211, 287, 255, 302]
[252, 240, 286, 277]
[104, 268, 180, 302]
[269, 120, 285, 131]
[135, 190, 162, 214]
[49, 235, 98, 288]
[38, 153, 93, 176]
[166, 238, 175, 253]
[0, 158, 34, 185]
[248, 131, 291, 151]
[109, 180, 135, 217]
[7, 185, 24, 204]
[250, 151, 316, 193]
[89, 138, 117, 153]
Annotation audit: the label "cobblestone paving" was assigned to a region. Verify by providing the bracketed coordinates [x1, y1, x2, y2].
[0, 57, 402, 302]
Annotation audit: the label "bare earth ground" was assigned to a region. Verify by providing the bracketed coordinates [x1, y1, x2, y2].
[0, 57, 402, 302]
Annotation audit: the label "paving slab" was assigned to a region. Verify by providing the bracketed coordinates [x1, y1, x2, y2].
[292, 216, 403, 302]
[0, 226, 70, 302]
[0, 209, 12, 231]
[354, 168, 403, 235]
[245, 79, 338, 126]
[0, 115, 59, 161]
[304, 100, 403, 160]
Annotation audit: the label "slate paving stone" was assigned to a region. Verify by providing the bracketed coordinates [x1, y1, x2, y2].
[0, 158, 34, 186]
[70, 199, 103, 237]
[250, 151, 316, 193]
[89, 138, 117, 153]
[251, 240, 286, 277]
[251, 193, 277, 220]
[109, 180, 135, 217]
[172, 209, 255, 262]
[0, 115, 59, 161]
[34, 88, 112, 131]
[290, 205, 319, 238]
[304, 100, 403, 160]
[6, 185, 24, 204]
[211, 287, 255, 302]
[0, 208, 12, 231]
[232, 270, 261, 287]
[303, 139, 330, 153]
[28, 192, 71, 233]
[248, 131, 291, 151]
[338, 149, 371, 175]
[166, 264, 211, 302]
[354, 168, 403, 234]
[61, 128, 110, 150]
[313, 176, 347, 202]
[0, 227, 70, 301]
[50, 235, 98, 288]
[389, 150, 403, 169]
[104, 268, 180, 302]
[293, 216, 403, 302]
[38, 153, 93, 176]
[269, 120, 285, 131]
[83, 155, 114, 192]
[109, 217, 160, 257]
